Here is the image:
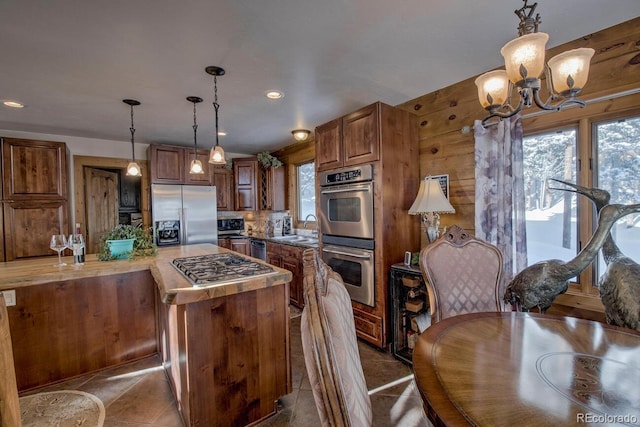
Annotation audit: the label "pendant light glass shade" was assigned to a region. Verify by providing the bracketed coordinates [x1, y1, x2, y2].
[187, 96, 205, 174]
[209, 145, 226, 164]
[126, 162, 141, 176]
[190, 159, 204, 174]
[123, 99, 142, 177]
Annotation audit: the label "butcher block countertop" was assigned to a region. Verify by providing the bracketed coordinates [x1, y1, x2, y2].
[0, 243, 292, 305]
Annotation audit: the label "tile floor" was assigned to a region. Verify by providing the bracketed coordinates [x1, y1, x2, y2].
[20, 312, 431, 427]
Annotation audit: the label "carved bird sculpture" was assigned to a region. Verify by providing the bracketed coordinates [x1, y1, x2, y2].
[504, 201, 640, 313]
[548, 179, 640, 331]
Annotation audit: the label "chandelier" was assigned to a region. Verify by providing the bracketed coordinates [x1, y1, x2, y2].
[206, 66, 226, 165]
[475, 0, 595, 127]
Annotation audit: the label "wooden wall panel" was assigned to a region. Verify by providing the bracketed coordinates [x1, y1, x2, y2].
[9, 271, 157, 391]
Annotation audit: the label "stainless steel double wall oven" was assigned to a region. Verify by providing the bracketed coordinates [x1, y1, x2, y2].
[319, 164, 375, 307]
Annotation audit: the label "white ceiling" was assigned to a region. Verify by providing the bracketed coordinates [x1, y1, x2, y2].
[2, 1, 639, 154]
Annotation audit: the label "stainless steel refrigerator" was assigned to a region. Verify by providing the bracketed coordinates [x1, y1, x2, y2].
[151, 184, 218, 246]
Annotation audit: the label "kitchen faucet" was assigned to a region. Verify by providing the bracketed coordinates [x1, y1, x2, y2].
[303, 214, 318, 236]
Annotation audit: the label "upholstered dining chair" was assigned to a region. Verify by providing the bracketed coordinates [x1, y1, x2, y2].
[419, 224, 504, 324]
[300, 248, 372, 427]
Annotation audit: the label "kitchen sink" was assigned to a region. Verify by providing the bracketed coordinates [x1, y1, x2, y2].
[272, 235, 318, 244]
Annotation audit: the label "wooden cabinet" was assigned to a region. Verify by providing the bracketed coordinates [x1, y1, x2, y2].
[259, 166, 286, 211]
[314, 101, 419, 349]
[266, 241, 304, 308]
[315, 103, 380, 172]
[218, 237, 231, 249]
[8, 270, 157, 391]
[234, 157, 286, 211]
[219, 237, 250, 256]
[234, 158, 258, 211]
[149, 144, 214, 185]
[230, 238, 250, 256]
[150, 144, 185, 184]
[212, 166, 234, 211]
[1, 138, 69, 261]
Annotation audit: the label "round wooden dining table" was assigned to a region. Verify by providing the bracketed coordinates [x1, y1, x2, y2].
[412, 311, 640, 426]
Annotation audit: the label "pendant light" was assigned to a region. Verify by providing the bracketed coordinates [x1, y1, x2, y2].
[123, 99, 142, 176]
[206, 66, 226, 165]
[187, 96, 204, 174]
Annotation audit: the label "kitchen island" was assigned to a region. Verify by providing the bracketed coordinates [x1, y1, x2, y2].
[1, 244, 293, 427]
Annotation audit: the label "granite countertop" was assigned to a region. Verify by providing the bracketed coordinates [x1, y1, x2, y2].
[248, 233, 319, 248]
[0, 244, 293, 306]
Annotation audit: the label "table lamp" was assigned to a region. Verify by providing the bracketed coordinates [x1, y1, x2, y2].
[409, 176, 455, 243]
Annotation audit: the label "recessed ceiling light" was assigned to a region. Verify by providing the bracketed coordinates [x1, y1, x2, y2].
[265, 90, 284, 100]
[217, 131, 227, 136]
[3, 100, 24, 108]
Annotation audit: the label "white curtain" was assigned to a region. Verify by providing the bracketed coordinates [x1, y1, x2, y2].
[474, 115, 528, 284]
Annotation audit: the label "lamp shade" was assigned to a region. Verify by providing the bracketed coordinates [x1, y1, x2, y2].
[209, 145, 226, 164]
[475, 70, 510, 109]
[501, 32, 549, 84]
[409, 177, 455, 214]
[547, 48, 595, 95]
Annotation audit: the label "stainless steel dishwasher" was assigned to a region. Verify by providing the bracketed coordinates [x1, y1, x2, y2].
[250, 239, 266, 261]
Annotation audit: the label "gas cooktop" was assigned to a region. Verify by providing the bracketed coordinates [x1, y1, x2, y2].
[172, 253, 274, 286]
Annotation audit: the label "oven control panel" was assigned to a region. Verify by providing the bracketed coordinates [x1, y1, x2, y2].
[319, 164, 373, 186]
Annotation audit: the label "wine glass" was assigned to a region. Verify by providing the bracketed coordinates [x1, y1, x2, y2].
[68, 233, 85, 265]
[50, 234, 68, 267]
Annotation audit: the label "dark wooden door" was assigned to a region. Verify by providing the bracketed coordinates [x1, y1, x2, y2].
[85, 168, 119, 254]
[150, 144, 185, 184]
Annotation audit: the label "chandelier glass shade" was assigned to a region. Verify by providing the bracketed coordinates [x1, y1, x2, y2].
[476, 0, 594, 127]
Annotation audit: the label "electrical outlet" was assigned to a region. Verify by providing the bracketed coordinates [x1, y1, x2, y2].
[1, 290, 16, 307]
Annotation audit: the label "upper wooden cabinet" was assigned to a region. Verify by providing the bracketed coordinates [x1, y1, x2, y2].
[259, 166, 285, 211]
[1, 138, 70, 261]
[212, 165, 234, 211]
[233, 157, 286, 211]
[315, 102, 380, 172]
[2, 138, 68, 200]
[149, 144, 214, 185]
[234, 158, 258, 211]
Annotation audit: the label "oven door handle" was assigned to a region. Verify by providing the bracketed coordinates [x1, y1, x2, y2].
[320, 187, 370, 195]
[322, 247, 372, 259]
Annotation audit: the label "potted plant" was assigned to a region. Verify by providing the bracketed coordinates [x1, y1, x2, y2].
[256, 151, 283, 169]
[98, 224, 157, 261]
